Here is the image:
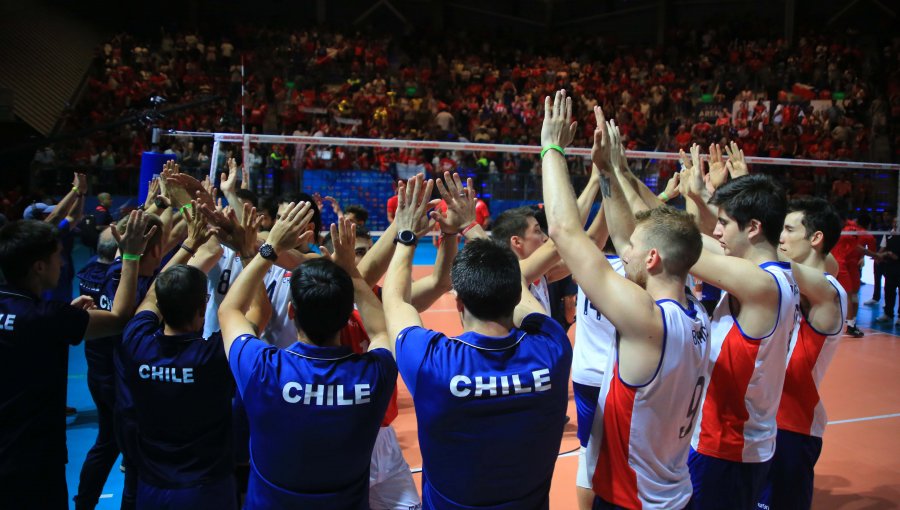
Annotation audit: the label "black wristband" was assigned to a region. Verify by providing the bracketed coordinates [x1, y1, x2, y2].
[180, 244, 197, 256]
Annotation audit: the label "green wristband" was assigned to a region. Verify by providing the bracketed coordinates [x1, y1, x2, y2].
[659, 191, 670, 202]
[122, 253, 141, 261]
[540, 144, 565, 159]
[180, 203, 193, 213]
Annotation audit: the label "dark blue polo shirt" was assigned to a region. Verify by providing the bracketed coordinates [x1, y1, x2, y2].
[229, 335, 397, 509]
[0, 286, 89, 476]
[120, 311, 234, 488]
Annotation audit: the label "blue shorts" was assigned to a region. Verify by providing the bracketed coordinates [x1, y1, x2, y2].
[573, 382, 601, 447]
[593, 495, 694, 510]
[137, 475, 237, 510]
[758, 429, 822, 510]
[688, 448, 771, 510]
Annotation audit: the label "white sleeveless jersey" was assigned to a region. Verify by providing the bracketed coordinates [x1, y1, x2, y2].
[572, 255, 625, 387]
[777, 274, 847, 438]
[529, 275, 551, 314]
[262, 264, 298, 348]
[586, 296, 711, 509]
[203, 246, 242, 339]
[691, 261, 800, 463]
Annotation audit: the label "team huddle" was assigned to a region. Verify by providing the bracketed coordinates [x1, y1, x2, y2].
[0, 90, 847, 510]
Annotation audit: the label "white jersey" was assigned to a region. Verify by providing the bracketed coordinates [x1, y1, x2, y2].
[777, 274, 847, 438]
[529, 275, 551, 314]
[262, 264, 298, 348]
[586, 296, 711, 509]
[204, 246, 242, 339]
[691, 261, 800, 463]
[572, 255, 624, 387]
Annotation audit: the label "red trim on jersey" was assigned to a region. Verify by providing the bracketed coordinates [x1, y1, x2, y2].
[776, 320, 827, 435]
[696, 324, 760, 461]
[593, 365, 641, 509]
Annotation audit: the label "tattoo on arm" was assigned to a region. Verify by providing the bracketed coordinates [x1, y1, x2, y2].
[600, 175, 612, 198]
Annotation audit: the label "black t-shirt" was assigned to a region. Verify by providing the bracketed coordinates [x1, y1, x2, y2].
[0, 286, 89, 476]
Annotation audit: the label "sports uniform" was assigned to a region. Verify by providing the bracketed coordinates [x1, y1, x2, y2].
[0, 286, 89, 508]
[203, 246, 242, 339]
[530, 275, 552, 314]
[689, 262, 800, 510]
[396, 313, 572, 509]
[229, 334, 396, 509]
[586, 297, 711, 510]
[759, 275, 847, 510]
[573, 255, 624, 489]
[261, 265, 298, 348]
[119, 311, 236, 509]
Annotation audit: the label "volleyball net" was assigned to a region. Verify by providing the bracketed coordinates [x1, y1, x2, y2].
[164, 130, 900, 236]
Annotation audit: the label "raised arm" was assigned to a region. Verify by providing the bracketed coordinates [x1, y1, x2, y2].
[45, 173, 86, 225]
[219, 201, 313, 358]
[383, 175, 435, 342]
[542, 95, 663, 345]
[680, 145, 719, 235]
[327, 218, 392, 353]
[85, 211, 158, 340]
[219, 158, 243, 221]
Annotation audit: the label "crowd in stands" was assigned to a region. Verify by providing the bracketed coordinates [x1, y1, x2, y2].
[35, 25, 900, 211]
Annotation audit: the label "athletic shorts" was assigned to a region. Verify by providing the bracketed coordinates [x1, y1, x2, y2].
[593, 495, 694, 510]
[369, 425, 422, 510]
[573, 382, 602, 448]
[757, 429, 822, 510]
[688, 449, 771, 510]
[137, 475, 237, 510]
[838, 269, 860, 294]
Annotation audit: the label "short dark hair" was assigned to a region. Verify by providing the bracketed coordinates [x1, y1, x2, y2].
[491, 207, 536, 247]
[321, 226, 372, 253]
[451, 239, 521, 321]
[154, 264, 208, 329]
[0, 220, 59, 287]
[289, 258, 354, 344]
[787, 197, 843, 255]
[259, 195, 278, 220]
[709, 174, 786, 246]
[235, 189, 258, 207]
[344, 205, 369, 223]
[633, 206, 702, 277]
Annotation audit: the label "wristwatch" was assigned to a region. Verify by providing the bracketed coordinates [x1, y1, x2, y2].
[394, 230, 417, 246]
[259, 243, 278, 261]
[153, 196, 167, 209]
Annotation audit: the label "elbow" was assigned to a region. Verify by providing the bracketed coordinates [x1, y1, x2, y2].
[547, 222, 577, 242]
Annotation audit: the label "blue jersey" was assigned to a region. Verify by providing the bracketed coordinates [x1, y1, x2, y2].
[0, 286, 89, 476]
[120, 311, 234, 489]
[229, 335, 397, 509]
[77, 257, 111, 303]
[396, 313, 572, 509]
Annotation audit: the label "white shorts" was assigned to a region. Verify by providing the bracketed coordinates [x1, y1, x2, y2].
[576, 446, 593, 489]
[369, 425, 421, 510]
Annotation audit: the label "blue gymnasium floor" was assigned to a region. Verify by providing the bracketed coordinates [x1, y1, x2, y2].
[63, 239, 442, 509]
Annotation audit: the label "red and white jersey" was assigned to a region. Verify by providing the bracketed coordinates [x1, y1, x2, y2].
[529, 275, 551, 315]
[777, 274, 847, 438]
[262, 265, 299, 349]
[572, 255, 625, 387]
[204, 246, 242, 339]
[691, 261, 800, 463]
[586, 296, 711, 509]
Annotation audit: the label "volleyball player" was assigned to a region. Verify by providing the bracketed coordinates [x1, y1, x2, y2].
[678, 146, 800, 510]
[0, 212, 155, 509]
[220, 202, 397, 509]
[118, 205, 257, 509]
[544, 92, 710, 509]
[759, 197, 846, 510]
[384, 174, 572, 508]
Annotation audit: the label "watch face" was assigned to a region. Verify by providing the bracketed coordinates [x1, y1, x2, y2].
[260, 244, 276, 259]
[398, 230, 416, 244]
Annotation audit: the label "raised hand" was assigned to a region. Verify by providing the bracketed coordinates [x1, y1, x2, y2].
[591, 106, 612, 173]
[70, 295, 96, 310]
[724, 141, 749, 179]
[432, 171, 476, 234]
[395, 174, 435, 238]
[111, 209, 158, 256]
[183, 199, 213, 248]
[220, 158, 239, 193]
[707, 143, 728, 191]
[323, 217, 360, 277]
[241, 163, 250, 190]
[74, 172, 88, 194]
[323, 195, 343, 217]
[233, 202, 263, 257]
[541, 89, 578, 149]
[143, 177, 160, 209]
[267, 201, 314, 254]
[662, 172, 681, 201]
